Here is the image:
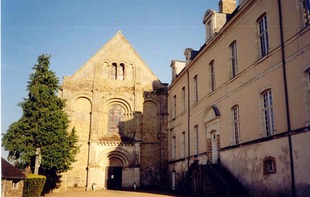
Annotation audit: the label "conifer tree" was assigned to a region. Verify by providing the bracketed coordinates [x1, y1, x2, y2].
[2, 54, 79, 174]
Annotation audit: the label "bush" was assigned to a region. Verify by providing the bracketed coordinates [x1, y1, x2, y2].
[23, 174, 46, 197]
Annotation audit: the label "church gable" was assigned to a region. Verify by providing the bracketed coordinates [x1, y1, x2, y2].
[66, 31, 159, 86]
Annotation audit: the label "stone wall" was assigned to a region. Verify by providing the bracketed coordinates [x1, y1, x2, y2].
[1, 180, 24, 197]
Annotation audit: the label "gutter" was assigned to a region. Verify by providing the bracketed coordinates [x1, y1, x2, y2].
[187, 70, 191, 170]
[277, 0, 296, 196]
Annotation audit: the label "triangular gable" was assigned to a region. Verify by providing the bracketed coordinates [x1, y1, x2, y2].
[1, 158, 25, 180]
[68, 31, 159, 84]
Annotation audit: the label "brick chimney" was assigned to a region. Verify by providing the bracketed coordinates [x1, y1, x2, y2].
[219, 0, 236, 14]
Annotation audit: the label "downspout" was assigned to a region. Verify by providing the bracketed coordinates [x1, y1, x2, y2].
[86, 65, 96, 190]
[277, 0, 296, 196]
[187, 70, 191, 170]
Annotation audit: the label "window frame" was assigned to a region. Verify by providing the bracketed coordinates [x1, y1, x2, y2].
[229, 41, 238, 78]
[257, 14, 269, 58]
[209, 60, 215, 92]
[173, 95, 176, 119]
[263, 156, 276, 174]
[181, 131, 186, 158]
[232, 105, 240, 144]
[171, 135, 176, 160]
[262, 89, 275, 137]
[194, 125, 199, 155]
[302, 0, 310, 27]
[193, 75, 198, 103]
[182, 86, 186, 112]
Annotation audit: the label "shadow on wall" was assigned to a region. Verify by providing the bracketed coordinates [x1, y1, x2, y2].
[98, 80, 169, 190]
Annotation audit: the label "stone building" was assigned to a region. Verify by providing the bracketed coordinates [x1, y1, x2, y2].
[168, 0, 310, 196]
[59, 31, 168, 191]
[1, 157, 26, 197]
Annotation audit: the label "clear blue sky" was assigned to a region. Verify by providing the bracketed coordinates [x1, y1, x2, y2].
[1, 0, 219, 157]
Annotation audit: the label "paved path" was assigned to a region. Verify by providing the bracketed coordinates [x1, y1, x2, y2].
[46, 190, 188, 197]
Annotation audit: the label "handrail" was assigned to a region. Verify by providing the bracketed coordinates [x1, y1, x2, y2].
[206, 162, 229, 197]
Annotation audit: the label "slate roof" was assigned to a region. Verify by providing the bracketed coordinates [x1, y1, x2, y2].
[1, 157, 25, 180]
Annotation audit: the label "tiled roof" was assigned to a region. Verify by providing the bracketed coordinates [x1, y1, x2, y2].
[1, 157, 25, 180]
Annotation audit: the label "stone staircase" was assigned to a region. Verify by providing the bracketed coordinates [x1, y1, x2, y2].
[207, 163, 250, 197]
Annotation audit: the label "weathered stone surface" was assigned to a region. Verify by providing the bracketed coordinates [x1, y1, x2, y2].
[59, 31, 168, 191]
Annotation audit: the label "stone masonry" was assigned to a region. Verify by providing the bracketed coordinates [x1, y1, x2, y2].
[58, 31, 168, 191]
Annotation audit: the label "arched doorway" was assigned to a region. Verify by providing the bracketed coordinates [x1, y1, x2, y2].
[100, 147, 138, 190]
[203, 106, 221, 164]
[106, 157, 123, 190]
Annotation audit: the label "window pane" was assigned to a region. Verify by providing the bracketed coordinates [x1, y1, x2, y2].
[303, 0, 310, 26]
[262, 90, 274, 136]
[258, 15, 269, 57]
[232, 106, 240, 144]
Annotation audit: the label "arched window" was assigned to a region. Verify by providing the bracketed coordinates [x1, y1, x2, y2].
[111, 63, 117, 80]
[119, 63, 125, 80]
[108, 104, 125, 134]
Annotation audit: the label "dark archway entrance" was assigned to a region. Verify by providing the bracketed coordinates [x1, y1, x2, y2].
[107, 166, 123, 190]
[106, 157, 123, 190]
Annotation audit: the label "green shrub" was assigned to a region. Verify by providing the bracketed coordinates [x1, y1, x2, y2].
[23, 174, 46, 197]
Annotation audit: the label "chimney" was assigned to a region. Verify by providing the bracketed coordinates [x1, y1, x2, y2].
[219, 0, 236, 14]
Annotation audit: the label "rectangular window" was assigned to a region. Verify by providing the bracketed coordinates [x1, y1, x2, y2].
[232, 105, 240, 144]
[181, 132, 186, 158]
[193, 75, 198, 103]
[210, 61, 215, 92]
[194, 125, 199, 155]
[262, 89, 274, 136]
[229, 41, 238, 78]
[258, 14, 269, 57]
[182, 86, 186, 112]
[171, 136, 176, 160]
[303, 0, 310, 26]
[173, 95, 176, 119]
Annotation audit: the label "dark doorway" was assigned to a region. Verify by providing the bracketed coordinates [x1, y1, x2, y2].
[107, 166, 123, 190]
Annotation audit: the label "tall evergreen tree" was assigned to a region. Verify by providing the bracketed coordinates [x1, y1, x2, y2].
[2, 54, 79, 174]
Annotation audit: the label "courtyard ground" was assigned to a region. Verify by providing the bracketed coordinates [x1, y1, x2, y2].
[46, 190, 189, 197]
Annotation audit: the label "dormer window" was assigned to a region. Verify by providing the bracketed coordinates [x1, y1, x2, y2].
[184, 48, 193, 61]
[203, 9, 228, 43]
[171, 60, 186, 81]
[206, 20, 212, 40]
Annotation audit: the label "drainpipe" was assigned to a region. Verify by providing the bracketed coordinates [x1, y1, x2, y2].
[187, 70, 191, 170]
[86, 65, 96, 191]
[277, 0, 296, 196]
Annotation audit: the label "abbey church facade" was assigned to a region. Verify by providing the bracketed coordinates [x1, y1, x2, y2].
[59, 32, 169, 191]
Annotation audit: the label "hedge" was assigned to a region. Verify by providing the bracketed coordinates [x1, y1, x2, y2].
[23, 174, 46, 197]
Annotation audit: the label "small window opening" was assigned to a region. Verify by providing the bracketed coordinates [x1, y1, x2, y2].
[263, 156, 276, 174]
